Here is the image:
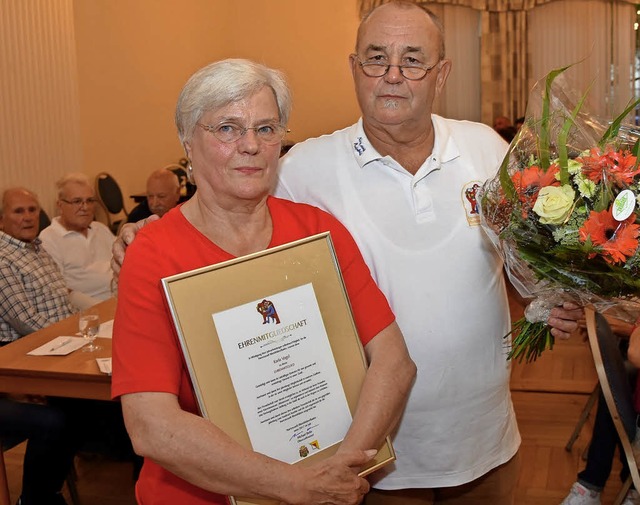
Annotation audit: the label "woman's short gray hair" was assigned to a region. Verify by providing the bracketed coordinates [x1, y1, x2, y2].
[175, 59, 292, 145]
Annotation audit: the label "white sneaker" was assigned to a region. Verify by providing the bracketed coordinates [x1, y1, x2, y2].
[559, 482, 601, 505]
[622, 489, 640, 505]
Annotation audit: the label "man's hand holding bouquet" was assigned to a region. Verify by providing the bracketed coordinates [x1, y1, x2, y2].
[480, 66, 640, 363]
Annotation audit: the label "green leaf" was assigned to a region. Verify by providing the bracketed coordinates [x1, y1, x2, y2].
[632, 138, 640, 170]
[499, 143, 517, 200]
[599, 97, 640, 148]
[506, 317, 554, 363]
[541, 65, 572, 170]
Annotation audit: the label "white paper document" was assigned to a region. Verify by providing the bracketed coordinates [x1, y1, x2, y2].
[96, 357, 112, 375]
[28, 336, 87, 356]
[97, 319, 114, 338]
[213, 283, 352, 464]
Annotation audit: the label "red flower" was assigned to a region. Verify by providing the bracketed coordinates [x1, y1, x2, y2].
[578, 147, 640, 187]
[579, 208, 640, 264]
[511, 164, 560, 216]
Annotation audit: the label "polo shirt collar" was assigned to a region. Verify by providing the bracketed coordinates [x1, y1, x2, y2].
[410, 115, 462, 182]
[348, 115, 461, 174]
[50, 216, 91, 238]
[348, 118, 382, 168]
[431, 114, 461, 166]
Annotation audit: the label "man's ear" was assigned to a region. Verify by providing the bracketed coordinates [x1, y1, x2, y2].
[349, 53, 358, 80]
[434, 59, 451, 97]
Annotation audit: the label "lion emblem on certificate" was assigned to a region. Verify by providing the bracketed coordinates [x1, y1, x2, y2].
[212, 283, 352, 464]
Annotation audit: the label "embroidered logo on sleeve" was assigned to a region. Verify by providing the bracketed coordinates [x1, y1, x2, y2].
[353, 137, 366, 155]
[462, 181, 482, 226]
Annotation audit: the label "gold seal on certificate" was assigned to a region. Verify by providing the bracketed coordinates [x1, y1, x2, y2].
[162, 232, 394, 505]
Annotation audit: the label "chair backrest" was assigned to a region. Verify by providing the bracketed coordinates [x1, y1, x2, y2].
[586, 307, 640, 490]
[95, 172, 126, 215]
[95, 172, 128, 234]
[164, 163, 196, 201]
[38, 209, 51, 232]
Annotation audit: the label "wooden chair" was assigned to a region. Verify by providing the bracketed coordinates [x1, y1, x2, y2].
[586, 307, 640, 505]
[0, 448, 9, 505]
[565, 383, 600, 455]
[95, 172, 128, 234]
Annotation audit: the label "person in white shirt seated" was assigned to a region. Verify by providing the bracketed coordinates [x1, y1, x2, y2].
[39, 173, 115, 307]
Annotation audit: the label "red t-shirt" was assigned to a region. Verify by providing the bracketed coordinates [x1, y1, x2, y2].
[112, 197, 394, 505]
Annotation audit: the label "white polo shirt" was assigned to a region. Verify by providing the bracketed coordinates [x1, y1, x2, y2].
[276, 115, 520, 489]
[39, 217, 115, 304]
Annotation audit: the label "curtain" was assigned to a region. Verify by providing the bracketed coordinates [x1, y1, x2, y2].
[357, 0, 637, 15]
[0, 0, 82, 217]
[480, 9, 528, 123]
[528, 0, 636, 119]
[432, 5, 483, 121]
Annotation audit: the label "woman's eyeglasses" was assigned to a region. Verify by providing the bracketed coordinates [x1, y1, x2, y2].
[196, 122, 289, 145]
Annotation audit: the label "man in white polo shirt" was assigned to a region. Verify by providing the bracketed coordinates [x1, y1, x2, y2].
[40, 173, 115, 307]
[276, 2, 581, 504]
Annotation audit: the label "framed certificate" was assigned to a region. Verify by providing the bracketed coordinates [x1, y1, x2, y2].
[162, 232, 394, 505]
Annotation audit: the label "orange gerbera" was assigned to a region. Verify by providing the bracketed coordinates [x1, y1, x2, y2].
[578, 147, 640, 186]
[579, 208, 640, 264]
[511, 164, 560, 215]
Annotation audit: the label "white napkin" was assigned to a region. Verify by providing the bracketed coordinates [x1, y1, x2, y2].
[96, 357, 112, 375]
[28, 336, 87, 356]
[97, 319, 114, 339]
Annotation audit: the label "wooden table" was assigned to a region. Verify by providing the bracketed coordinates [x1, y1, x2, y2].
[0, 298, 116, 401]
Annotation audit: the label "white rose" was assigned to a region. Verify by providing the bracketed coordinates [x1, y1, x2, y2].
[533, 185, 575, 225]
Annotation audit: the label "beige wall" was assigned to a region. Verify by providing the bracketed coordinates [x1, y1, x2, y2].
[73, 0, 362, 205]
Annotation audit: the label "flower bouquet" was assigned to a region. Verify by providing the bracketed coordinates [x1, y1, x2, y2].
[480, 66, 640, 363]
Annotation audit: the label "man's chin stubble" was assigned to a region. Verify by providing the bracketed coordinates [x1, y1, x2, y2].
[383, 99, 400, 109]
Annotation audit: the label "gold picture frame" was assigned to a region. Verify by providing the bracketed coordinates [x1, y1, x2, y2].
[162, 232, 394, 505]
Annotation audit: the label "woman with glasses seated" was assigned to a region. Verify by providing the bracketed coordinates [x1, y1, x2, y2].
[111, 59, 415, 505]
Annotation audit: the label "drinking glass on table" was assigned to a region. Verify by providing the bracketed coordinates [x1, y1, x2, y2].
[79, 307, 101, 352]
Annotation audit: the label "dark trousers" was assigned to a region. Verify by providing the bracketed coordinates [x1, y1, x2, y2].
[0, 397, 82, 505]
[578, 391, 630, 491]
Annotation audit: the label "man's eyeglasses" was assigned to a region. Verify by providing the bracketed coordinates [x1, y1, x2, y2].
[196, 122, 289, 145]
[352, 55, 440, 81]
[60, 198, 98, 207]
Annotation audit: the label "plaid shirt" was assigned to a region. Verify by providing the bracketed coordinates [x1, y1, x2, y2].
[0, 231, 74, 343]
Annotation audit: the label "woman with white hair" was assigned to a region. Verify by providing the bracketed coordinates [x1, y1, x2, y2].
[112, 59, 415, 505]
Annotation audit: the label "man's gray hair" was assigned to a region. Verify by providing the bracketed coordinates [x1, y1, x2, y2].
[55, 172, 92, 199]
[175, 58, 292, 145]
[357, 1, 445, 60]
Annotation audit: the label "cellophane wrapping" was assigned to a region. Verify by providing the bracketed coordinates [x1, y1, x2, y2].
[479, 67, 640, 362]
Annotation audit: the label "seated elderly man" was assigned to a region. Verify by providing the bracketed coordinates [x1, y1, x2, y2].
[0, 187, 81, 505]
[39, 173, 115, 307]
[126, 168, 181, 223]
[0, 187, 75, 342]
